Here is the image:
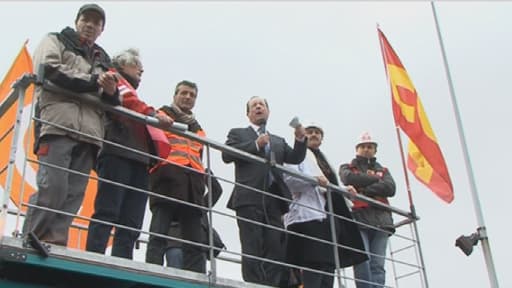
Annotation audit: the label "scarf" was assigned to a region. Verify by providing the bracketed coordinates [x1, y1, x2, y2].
[160, 104, 202, 132]
[310, 148, 339, 186]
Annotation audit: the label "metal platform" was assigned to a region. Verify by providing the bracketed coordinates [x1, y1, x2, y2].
[0, 236, 265, 288]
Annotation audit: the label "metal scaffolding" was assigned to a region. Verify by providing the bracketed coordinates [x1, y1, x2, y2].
[0, 74, 427, 288]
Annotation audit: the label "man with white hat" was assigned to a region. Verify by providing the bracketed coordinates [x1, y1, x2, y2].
[283, 122, 367, 287]
[339, 132, 396, 288]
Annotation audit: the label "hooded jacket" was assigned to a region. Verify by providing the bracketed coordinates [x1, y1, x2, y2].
[33, 27, 119, 150]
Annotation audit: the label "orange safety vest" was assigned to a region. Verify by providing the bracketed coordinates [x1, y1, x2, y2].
[156, 129, 206, 173]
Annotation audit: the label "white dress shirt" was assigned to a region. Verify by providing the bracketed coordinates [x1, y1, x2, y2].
[283, 149, 327, 227]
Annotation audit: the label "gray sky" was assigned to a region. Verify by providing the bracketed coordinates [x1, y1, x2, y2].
[1, 1, 510, 287]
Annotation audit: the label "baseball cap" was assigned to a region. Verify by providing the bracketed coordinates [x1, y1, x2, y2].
[76, 3, 106, 27]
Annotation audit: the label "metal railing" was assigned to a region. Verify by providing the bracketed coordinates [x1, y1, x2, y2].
[0, 73, 428, 288]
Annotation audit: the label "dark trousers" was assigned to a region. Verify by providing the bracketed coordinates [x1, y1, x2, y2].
[303, 264, 334, 288]
[236, 206, 286, 287]
[86, 154, 149, 259]
[146, 204, 205, 273]
[287, 220, 335, 288]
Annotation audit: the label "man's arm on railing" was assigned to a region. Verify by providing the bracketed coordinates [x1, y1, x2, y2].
[34, 35, 100, 93]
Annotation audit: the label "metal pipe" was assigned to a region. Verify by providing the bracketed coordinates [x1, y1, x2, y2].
[431, 2, 499, 287]
[326, 187, 343, 288]
[0, 74, 33, 237]
[41, 80, 414, 219]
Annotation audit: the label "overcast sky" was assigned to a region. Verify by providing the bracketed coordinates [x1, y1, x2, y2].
[1, 1, 510, 287]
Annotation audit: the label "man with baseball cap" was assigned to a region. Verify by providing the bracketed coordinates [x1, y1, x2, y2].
[339, 132, 396, 288]
[23, 3, 119, 247]
[76, 3, 106, 28]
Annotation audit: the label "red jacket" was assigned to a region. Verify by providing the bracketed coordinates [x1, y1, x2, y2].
[100, 69, 165, 165]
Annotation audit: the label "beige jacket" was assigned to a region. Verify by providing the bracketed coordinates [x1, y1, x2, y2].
[33, 28, 112, 148]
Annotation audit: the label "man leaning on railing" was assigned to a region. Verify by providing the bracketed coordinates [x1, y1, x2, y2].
[85, 48, 173, 260]
[145, 80, 206, 273]
[23, 3, 119, 247]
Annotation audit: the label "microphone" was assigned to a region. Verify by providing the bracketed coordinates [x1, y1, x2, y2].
[289, 116, 302, 129]
[258, 123, 275, 164]
[259, 123, 266, 134]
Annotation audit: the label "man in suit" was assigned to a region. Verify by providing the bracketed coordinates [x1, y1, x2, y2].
[222, 96, 307, 287]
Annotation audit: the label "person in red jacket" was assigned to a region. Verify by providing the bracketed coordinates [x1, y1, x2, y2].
[85, 48, 173, 259]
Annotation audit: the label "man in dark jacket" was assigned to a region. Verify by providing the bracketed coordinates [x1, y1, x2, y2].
[23, 3, 119, 246]
[85, 48, 173, 259]
[339, 132, 396, 288]
[145, 80, 206, 273]
[222, 96, 307, 287]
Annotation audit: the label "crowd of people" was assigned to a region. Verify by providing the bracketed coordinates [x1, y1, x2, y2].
[22, 4, 398, 288]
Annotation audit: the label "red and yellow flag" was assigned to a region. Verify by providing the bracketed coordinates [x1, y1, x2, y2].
[0, 42, 101, 248]
[378, 28, 454, 203]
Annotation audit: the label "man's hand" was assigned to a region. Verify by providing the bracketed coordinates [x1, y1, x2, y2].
[316, 175, 329, 187]
[256, 133, 270, 149]
[155, 110, 174, 129]
[98, 72, 118, 96]
[346, 185, 358, 196]
[294, 125, 306, 140]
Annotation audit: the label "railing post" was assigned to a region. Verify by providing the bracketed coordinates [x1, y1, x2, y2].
[0, 74, 33, 239]
[205, 144, 216, 284]
[325, 188, 344, 288]
[410, 212, 429, 288]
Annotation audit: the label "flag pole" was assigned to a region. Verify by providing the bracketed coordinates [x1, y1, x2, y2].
[377, 28, 429, 288]
[393, 127, 429, 288]
[430, 2, 499, 287]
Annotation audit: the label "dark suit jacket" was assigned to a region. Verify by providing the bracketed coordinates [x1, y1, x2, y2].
[222, 126, 307, 213]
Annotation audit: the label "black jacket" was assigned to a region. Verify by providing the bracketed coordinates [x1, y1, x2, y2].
[339, 156, 396, 233]
[222, 126, 307, 214]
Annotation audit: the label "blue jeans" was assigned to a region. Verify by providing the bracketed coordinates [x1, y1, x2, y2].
[166, 247, 184, 268]
[354, 228, 389, 288]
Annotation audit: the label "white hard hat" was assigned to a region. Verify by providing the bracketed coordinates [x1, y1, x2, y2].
[304, 122, 324, 135]
[356, 131, 377, 148]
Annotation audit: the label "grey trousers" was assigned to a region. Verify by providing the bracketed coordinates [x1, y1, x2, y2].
[23, 135, 96, 245]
